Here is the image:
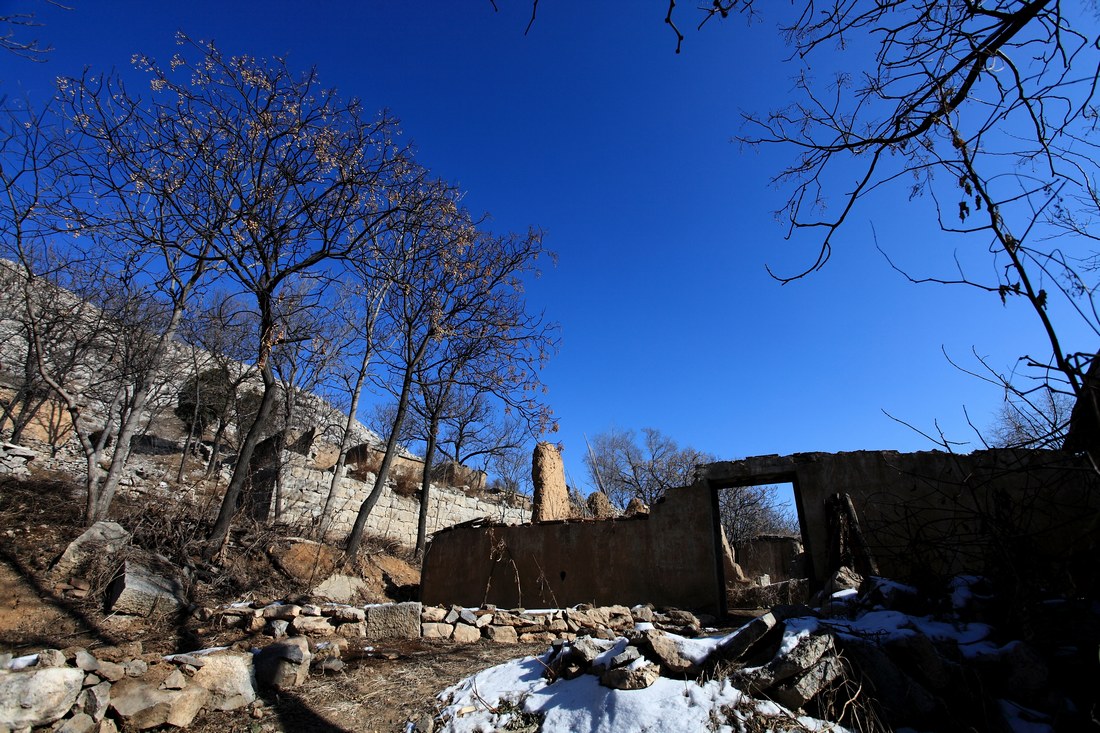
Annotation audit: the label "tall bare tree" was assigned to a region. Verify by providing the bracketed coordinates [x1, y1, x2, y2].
[94, 36, 415, 554]
[344, 214, 556, 558]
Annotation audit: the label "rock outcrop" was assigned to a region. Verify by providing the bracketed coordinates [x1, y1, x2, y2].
[531, 442, 570, 522]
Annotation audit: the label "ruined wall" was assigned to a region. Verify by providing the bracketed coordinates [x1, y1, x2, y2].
[734, 535, 804, 583]
[265, 451, 530, 546]
[701, 450, 1100, 588]
[420, 482, 722, 613]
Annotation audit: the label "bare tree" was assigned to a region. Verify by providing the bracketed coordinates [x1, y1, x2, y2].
[344, 215, 556, 558]
[655, 1, 1100, 454]
[0, 1, 68, 61]
[97, 37, 415, 554]
[717, 484, 799, 546]
[584, 427, 715, 510]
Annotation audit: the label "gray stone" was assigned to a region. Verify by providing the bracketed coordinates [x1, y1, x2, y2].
[104, 560, 184, 617]
[600, 662, 660, 690]
[95, 661, 125, 683]
[364, 602, 421, 640]
[421, 606, 448, 623]
[330, 606, 366, 623]
[291, 615, 335, 636]
[716, 612, 780, 662]
[261, 603, 302, 620]
[33, 649, 66, 668]
[77, 681, 111, 721]
[160, 669, 187, 690]
[312, 574, 372, 604]
[641, 630, 698, 675]
[255, 638, 311, 690]
[55, 712, 96, 733]
[734, 632, 834, 694]
[0, 667, 84, 728]
[50, 521, 130, 580]
[109, 677, 209, 730]
[189, 651, 256, 711]
[610, 646, 643, 669]
[771, 654, 844, 710]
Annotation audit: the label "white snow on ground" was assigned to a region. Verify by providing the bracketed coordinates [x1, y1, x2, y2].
[437, 638, 850, 733]
[825, 609, 998, 658]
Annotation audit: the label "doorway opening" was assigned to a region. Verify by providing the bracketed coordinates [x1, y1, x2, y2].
[714, 481, 809, 614]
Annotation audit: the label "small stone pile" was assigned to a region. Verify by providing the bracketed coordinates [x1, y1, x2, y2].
[0, 442, 35, 476]
[418, 603, 710, 646]
[198, 600, 423, 641]
[0, 636, 341, 732]
[532, 569, 1089, 732]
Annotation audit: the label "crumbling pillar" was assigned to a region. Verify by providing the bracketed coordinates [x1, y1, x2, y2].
[531, 442, 570, 521]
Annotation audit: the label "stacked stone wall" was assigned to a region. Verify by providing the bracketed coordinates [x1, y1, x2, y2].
[274, 452, 529, 546]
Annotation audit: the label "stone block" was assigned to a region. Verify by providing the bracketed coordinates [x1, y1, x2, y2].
[364, 602, 421, 640]
[51, 521, 131, 580]
[104, 560, 184, 617]
[485, 625, 518, 644]
[255, 638, 311, 690]
[452, 623, 481, 643]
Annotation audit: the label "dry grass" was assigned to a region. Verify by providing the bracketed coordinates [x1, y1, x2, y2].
[187, 639, 547, 733]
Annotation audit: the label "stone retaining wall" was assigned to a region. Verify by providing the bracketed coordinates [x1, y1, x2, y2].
[272, 453, 530, 545]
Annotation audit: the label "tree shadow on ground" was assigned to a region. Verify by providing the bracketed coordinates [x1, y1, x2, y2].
[0, 546, 121, 653]
[258, 687, 355, 733]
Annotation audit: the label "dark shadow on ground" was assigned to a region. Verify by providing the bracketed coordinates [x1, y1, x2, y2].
[0, 546, 120, 652]
[258, 687, 355, 733]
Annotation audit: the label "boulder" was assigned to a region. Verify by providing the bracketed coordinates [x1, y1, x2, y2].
[189, 651, 256, 711]
[104, 559, 184, 617]
[0, 666, 84, 728]
[770, 654, 844, 710]
[271, 540, 341, 583]
[311, 573, 371, 604]
[640, 630, 698, 675]
[485, 625, 518, 644]
[108, 677, 209, 730]
[255, 638, 312, 690]
[421, 623, 453, 640]
[600, 662, 660, 690]
[452, 623, 481, 643]
[290, 615, 335, 636]
[50, 521, 131, 580]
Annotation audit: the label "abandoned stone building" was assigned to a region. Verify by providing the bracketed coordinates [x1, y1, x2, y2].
[422, 446, 1100, 614]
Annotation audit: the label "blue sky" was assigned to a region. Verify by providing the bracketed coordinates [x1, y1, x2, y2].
[2, 1, 1092, 495]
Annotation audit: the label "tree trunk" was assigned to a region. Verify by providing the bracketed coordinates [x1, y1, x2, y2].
[344, 334, 431, 558]
[415, 415, 441, 558]
[318, 349, 372, 540]
[93, 294, 193, 522]
[206, 355, 279, 556]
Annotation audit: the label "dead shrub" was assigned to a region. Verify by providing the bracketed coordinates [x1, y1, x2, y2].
[348, 451, 383, 483]
[390, 464, 421, 498]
